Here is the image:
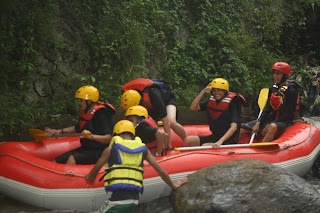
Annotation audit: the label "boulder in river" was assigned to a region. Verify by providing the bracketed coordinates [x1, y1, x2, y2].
[171, 159, 320, 213]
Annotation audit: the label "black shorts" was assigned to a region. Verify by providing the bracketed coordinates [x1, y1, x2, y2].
[166, 95, 177, 106]
[199, 134, 238, 146]
[241, 120, 292, 140]
[55, 147, 104, 164]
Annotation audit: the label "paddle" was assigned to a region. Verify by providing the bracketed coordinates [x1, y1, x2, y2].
[174, 142, 278, 151]
[249, 88, 269, 145]
[28, 128, 87, 141]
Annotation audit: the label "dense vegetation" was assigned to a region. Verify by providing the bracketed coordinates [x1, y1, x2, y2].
[1, 0, 319, 141]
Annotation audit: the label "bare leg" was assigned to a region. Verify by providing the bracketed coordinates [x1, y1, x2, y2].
[262, 123, 277, 142]
[183, 136, 200, 147]
[166, 105, 187, 140]
[238, 128, 250, 142]
[66, 155, 76, 165]
[155, 130, 166, 156]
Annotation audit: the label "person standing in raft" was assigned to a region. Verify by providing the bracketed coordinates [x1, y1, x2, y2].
[85, 120, 188, 213]
[183, 78, 246, 149]
[121, 78, 187, 150]
[125, 105, 166, 157]
[45, 86, 115, 164]
[239, 62, 300, 142]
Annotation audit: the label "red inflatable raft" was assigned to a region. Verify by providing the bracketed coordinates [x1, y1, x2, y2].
[0, 122, 320, 211]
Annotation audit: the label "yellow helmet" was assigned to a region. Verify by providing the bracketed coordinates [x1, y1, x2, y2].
[125, 105, 148, 119]
[121, 90, 141, 110]
[75, 86, 99, 102]
[113, 120, 135, 136]
[210, 78, 229, 92]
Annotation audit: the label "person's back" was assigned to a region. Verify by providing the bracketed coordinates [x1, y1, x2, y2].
[86, 120, 187, 213]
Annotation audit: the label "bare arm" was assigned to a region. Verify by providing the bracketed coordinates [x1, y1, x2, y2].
[45, 126, 77, 137]
[85, 147, 111, 182]
[145, 151, 188, 189]
[190, 83, 212, 111]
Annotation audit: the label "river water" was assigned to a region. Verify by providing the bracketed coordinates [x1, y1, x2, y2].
[1, 116, 320, 213]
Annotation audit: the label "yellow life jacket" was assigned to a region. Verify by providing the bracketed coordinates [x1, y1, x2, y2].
[104, 136, 147, 193]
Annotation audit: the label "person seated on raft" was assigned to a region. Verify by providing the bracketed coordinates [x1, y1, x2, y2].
[85, 120, 187, 213]
[121, 78, 187, 151]
[183, 78, 246, 149]
[239, 62, 299, 142]
[45, 86, 115, 164]
[125, 105, 167, 157]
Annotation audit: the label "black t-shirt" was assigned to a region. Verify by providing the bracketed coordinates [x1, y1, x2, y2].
[75, 107, 113, 135]
[136, 122, 158, 143]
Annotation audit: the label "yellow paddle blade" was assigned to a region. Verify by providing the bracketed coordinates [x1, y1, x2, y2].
[28, 128, 48, 141]
[258, 88, 269, 110]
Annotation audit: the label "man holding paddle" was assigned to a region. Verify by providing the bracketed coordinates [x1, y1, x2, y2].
[183, 78, 246, 149]
[45, 86, 116, 164]
[239, 62, 300, 142]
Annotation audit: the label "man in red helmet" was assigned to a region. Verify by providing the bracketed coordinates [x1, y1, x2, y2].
[239, 62, 300, 142]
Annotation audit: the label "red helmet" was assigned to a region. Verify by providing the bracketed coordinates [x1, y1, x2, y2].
[271, 62, 291, 76]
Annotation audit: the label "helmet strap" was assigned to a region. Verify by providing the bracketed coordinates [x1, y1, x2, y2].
[277, 74, 288, 86]
[84, 100, 94, 113]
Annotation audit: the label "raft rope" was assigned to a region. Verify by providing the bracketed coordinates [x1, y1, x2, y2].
[0, 123, 315, 178]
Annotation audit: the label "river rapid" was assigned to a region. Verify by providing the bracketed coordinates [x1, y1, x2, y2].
[1, 116, 320, 213]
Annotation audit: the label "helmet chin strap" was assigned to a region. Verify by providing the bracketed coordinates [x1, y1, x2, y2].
[84, 100, 94, 113]
[276, 74, 288, 86]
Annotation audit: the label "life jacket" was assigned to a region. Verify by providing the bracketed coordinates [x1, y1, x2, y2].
[103, 136, 147, 193]
[121, 78, 172, 110]
[270, 80, 300, 119]
[79, 101, 115, 149]
[206, 92, 246, 138]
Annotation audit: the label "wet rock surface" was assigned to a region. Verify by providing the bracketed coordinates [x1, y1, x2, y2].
[169, 159, 320, 213]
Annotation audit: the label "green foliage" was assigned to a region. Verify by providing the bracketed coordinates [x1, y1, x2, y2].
[0, 0, 319, 140]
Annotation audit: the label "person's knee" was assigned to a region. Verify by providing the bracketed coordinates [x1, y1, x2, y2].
[267, 123, 278, 134]
[183, 136, 199, 147]
[239, 128, 248, 134]
[156, 130, 166, 140]
[66, 155, 76, 165]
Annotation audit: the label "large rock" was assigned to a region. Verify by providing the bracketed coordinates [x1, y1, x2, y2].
[171, 159, 320, 213]
[134, 196, 174, 213]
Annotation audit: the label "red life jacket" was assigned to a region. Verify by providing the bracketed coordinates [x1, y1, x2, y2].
[271, 81, 300, 119]
[207, 92, 246, 120]
[207, 92, 246, 135]
[122, 78, 172, 110]
[79, 101, 115, 129]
